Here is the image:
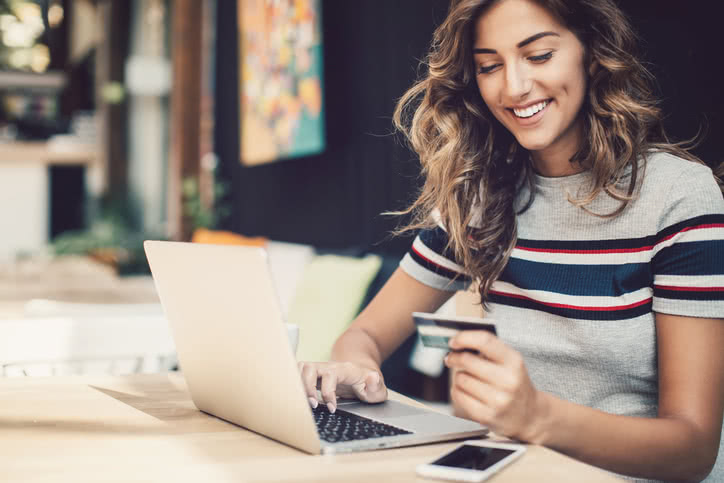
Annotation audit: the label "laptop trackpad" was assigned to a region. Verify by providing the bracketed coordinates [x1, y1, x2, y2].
[392, 412, 485, 434]
[339, 400, 427, 419]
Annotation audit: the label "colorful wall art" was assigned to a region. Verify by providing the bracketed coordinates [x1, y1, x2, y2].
[238, 0, 325, 165]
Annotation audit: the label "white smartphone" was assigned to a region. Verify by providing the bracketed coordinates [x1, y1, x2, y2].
[416, 440, 526, 482]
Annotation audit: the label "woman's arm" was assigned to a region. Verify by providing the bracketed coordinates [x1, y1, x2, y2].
[331, 267, 453, 367]
[446, 313, 724, 481]
[298, 267, 453, 411]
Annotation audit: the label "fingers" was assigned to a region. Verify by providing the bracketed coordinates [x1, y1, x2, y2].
[318, 362, 386, 404]
[352, 371, 387, 403]
[453, 370, 506, 409]
[296, 362, 387, 410]
[449, 330, 514, 365]
[319, 369, 339, 413]
[297, 362, 320, 408]
[450, 380, 495, 426]
[445, 350, 512, 388]
[366, 371, 387, 401]
[297, 361, 340, 411]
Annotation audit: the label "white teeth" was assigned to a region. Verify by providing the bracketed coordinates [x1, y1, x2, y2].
[513, 100, 549, 118]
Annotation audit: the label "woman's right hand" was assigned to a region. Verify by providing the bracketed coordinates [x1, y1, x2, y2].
[297, 361, 388, 413]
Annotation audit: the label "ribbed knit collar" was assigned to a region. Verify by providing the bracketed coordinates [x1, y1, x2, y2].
[532, 169, 593, 192]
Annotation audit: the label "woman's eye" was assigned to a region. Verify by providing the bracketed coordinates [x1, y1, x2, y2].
[477, 52, 553, 74]
[477, 64, 500, 74]
[529, 51, 553, 63]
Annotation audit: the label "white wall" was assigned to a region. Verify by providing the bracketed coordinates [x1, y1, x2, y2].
[0, 161, 48, 260]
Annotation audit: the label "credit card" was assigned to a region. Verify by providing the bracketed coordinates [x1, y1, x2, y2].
[413, 312, 496, 350]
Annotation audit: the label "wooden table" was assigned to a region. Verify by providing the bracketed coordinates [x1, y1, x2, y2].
[0, 373, 621, 482]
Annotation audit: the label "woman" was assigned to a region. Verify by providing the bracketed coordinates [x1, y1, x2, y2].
[297, 0, 724, 480]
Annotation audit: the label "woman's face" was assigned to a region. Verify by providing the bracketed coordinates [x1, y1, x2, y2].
[473, 0, 588, 166]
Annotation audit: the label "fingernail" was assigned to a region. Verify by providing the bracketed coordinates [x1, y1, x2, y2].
[308, 397, 318, 408]
[444, 354, 449, 365]
[328, 402, 336, 414]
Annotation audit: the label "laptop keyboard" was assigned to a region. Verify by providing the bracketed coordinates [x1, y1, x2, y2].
[312, 404, 413, 443]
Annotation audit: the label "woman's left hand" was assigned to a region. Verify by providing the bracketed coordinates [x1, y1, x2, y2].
[445, 330, 547, 443]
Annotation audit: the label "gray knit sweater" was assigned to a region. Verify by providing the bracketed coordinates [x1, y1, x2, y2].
[400, 152, 724, 482]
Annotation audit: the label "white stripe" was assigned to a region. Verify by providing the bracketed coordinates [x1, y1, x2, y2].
[512, 247, 650, 265]
[652, 227, 724, 256]
[400, 255, 468, 292]
[512, 226, 724, 265]
[654, 274, 724, 288]
[413, 236, 467, 275]
[491, 281, 652, 308]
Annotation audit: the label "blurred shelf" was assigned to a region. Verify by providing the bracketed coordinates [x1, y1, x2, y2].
[0, 70, 66, 91]
[0, 141, 98, 164]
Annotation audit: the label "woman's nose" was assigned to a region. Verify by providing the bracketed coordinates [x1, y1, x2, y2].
[503, 64, 532, 101]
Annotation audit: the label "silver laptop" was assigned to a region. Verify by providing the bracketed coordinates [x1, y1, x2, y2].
[143, 240, 487, 454]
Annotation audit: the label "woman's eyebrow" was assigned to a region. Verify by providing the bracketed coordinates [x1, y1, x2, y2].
[473, 31, 560, 54]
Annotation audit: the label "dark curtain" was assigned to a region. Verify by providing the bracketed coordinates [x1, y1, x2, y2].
[215, 0, 723, 254]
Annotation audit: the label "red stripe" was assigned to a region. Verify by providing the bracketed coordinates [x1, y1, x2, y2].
[656, 223, 724, 245]
[517, 246, 650, 254]
[490, 290, 652, 312]
[516, 224, 724, 255]
[655, 285, 724, 292]
[411, 245, 463, 276]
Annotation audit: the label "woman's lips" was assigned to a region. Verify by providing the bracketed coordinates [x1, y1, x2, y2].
[507, 99, 552, 127]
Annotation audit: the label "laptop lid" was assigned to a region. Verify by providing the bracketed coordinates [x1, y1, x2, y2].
[144, 240, 322, 454]
[144, 240, 487, 454]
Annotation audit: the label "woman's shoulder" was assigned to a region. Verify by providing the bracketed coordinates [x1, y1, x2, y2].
[641, 151, 720, 199]
[643, 150, 716, 182]
[640, 150, 723, 228]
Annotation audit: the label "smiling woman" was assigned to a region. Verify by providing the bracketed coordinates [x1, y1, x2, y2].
[392, 0, 719, 308]
[294, 1, 724, 482]
[384, 0, 724, 481]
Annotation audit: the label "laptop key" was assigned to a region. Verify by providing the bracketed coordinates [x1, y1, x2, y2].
[312, 404, 412, 443]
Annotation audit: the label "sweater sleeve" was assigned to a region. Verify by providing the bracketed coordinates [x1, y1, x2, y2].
[399, 220, 472, 292]
[651, 163, 724, 318]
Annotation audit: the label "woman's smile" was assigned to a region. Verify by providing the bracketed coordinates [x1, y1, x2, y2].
[506, 98, 552, 126]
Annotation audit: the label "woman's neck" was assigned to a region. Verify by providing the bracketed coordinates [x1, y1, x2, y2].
[530, 152, 584, 177]
[529, 115, 586, 177]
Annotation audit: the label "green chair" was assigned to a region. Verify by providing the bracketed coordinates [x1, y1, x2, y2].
[288, 254, 382, 362]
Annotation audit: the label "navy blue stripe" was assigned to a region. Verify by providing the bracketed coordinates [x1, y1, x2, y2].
[489, 292, 652, 321]
[654, 287, 724, 301]
[652, 240, 724, 276]
[517, 236, 657, 252]
[516, 214, 724, 252]
[418, 227, 459, 261]
[656, 214, 724, 241]
[408, 247, 470, 282]
[500, 257, 651, 297]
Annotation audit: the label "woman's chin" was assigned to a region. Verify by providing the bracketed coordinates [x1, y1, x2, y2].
[507, 129, 549, 151]
[515, 138, 551, 153]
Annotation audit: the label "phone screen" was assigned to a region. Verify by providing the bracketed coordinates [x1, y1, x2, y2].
[431, 445, 516, 470]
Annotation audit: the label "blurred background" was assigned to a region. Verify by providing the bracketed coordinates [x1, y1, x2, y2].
[0, 0, 721, 401]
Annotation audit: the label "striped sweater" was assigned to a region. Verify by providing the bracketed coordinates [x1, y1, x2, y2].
[400, 152, 724, 482]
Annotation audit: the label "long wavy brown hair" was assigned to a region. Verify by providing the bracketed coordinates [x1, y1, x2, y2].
[393, 0, 723, 308]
